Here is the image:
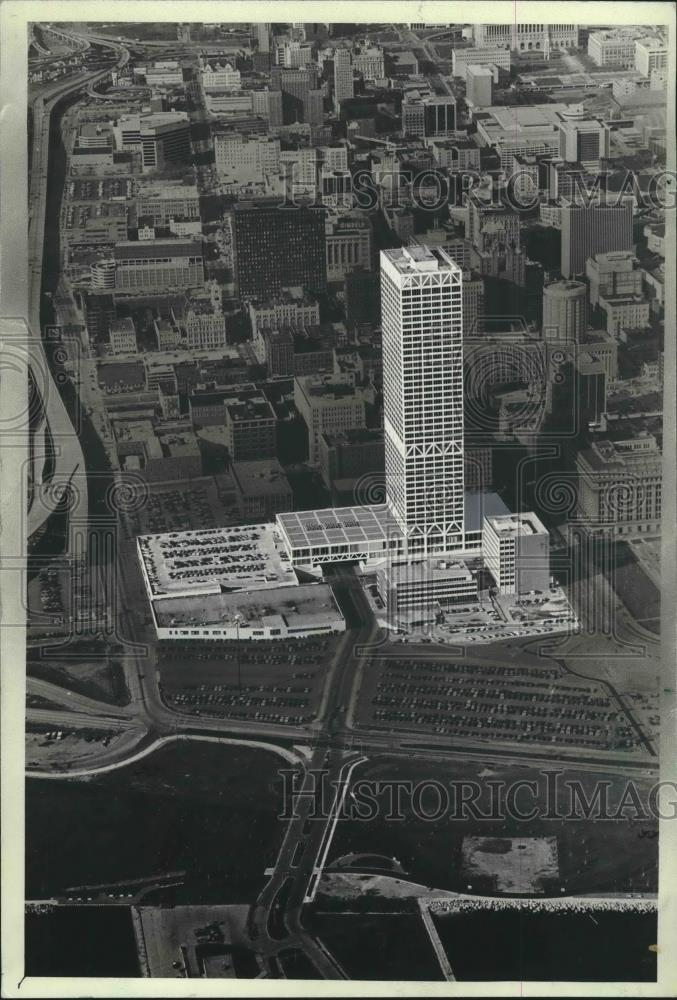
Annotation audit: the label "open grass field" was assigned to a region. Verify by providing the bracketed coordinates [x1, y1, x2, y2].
[27, 655, 129, 706]
[326, 756, 657, 897]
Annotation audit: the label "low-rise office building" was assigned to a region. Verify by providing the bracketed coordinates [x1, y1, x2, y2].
[482, 512, 550, 596]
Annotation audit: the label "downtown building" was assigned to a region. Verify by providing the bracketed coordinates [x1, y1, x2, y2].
[333, 47, 354, 109]
[112, 112, 192, 173]
[271, 65, 324, 125]
[113, 239, 205, 291]
[560, 199, 634, 278]
[473, 22, 578, 51]
[231, 199, 327, 299]
[138, 246, 550, 637]
[451, 46, 510, 79]
[381, 245, 465, 557]
[401, 94, 456, 138]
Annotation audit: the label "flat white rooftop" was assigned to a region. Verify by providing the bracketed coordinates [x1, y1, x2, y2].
[277, 503, 401, 553]
[485, 512, 548, 538]
[137, 522, 297, 598]
[382, 245, 462, 276]
[153, 583, 341, 631]
[383, 558, 474, 584]
[277, 492, 511, 555]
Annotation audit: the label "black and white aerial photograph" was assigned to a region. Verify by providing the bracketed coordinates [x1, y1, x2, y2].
[1, 1, 675, 993]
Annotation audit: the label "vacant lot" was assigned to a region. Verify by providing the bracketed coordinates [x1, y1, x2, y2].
[605, 543, 661, 635]
[27, 655, 129, 706]
[327, 756, 657, 897]
[461, 836, 559, 894]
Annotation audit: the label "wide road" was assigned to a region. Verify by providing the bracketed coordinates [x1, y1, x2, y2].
[26, 33, 129, 549]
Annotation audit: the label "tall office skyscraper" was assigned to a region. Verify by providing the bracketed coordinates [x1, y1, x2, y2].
[232, 199, 327, 299]
[271, 66, 323, 125]
[333, 47, 354, 109]
[560, 199, 634, 278]
[381, 246, 465, 556]
[255, 22, 270, 53]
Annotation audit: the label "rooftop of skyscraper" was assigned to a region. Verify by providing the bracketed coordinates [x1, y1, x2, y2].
[382, 245, 461, 275]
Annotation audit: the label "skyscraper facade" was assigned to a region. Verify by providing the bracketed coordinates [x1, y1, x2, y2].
[271, 66, 322, 124]
[560, 199, 634, 278]
[255, 22, 270, 53]
[381, 246, 465, 556]
[232, 199, 327, 299]
[543, 279, 587, 343]
[333, 48, 354, 109]
[557, 107, 609, 169]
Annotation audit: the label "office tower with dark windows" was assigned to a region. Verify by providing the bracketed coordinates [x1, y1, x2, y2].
[271, 65, 323, 125]
[231, 199, 327, 299]
[381, 245, 465, 557]
[402, 94, 456, 138]
[560, 199, 634, 278]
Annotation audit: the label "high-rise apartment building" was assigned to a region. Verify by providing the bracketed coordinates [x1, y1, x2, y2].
[560, 199, 634, 278]
[333, 47, 354, 109]
[381, 245, 465, 556]
[543, 279, 587, 343]
[231, 200, 327, 299]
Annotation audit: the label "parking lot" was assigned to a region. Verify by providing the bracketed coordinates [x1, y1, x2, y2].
[356, 656, 646, 754]
[121, 477, 240, 540]
[158, 635, 340, 726]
